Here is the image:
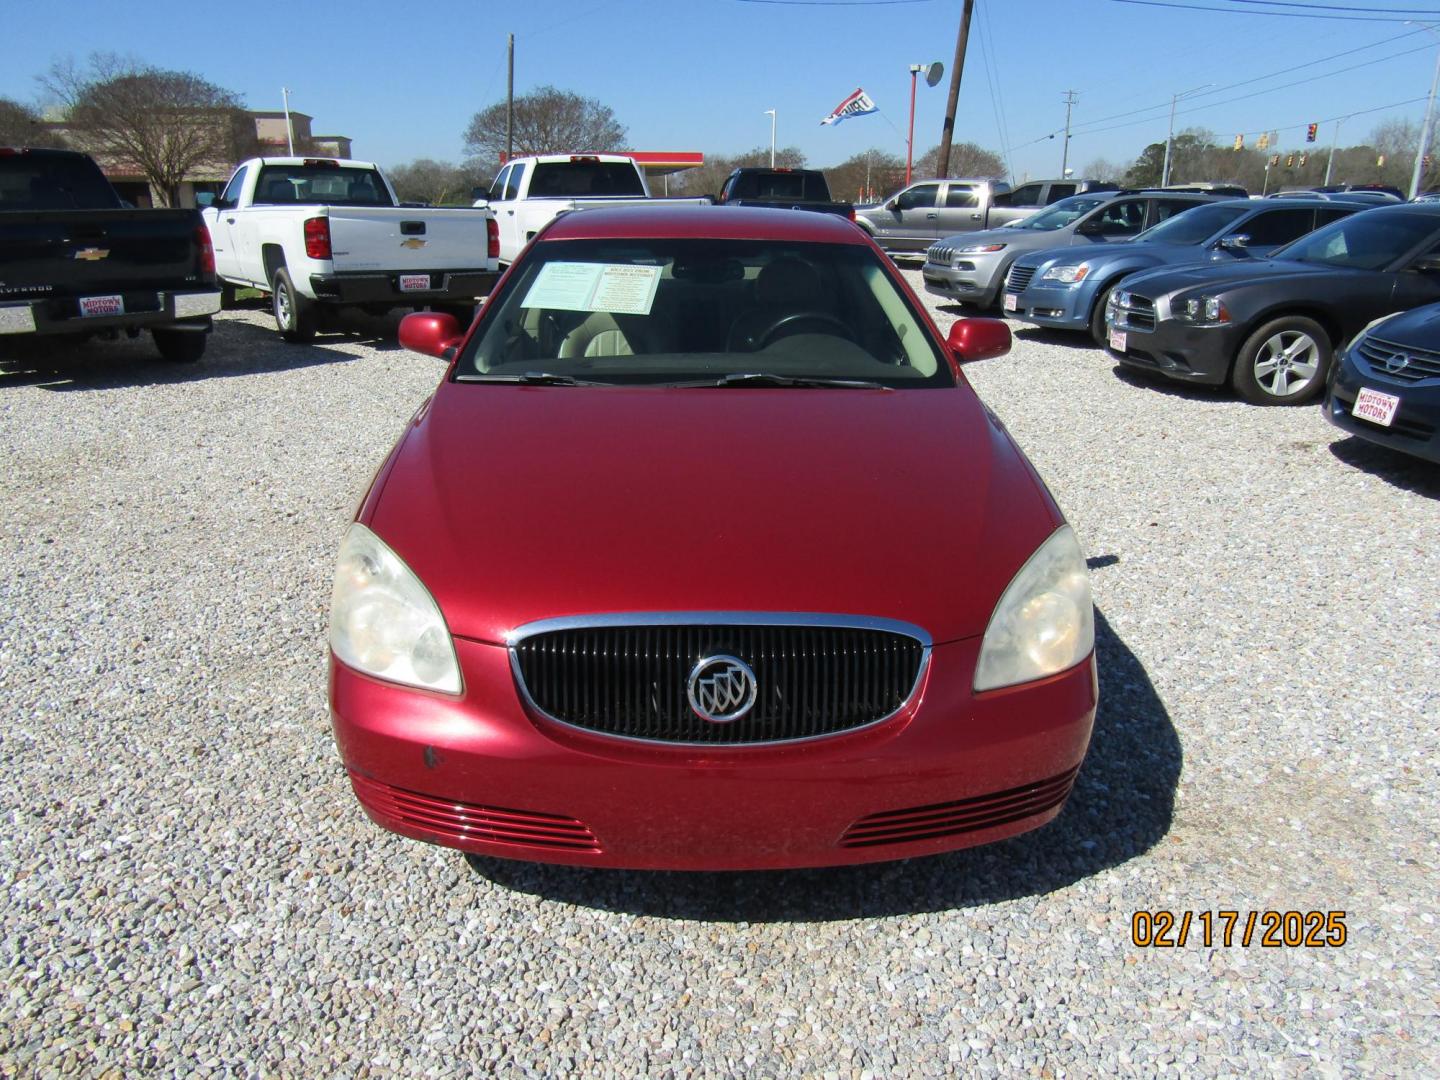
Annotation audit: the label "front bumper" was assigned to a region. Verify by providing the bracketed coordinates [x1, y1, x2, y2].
[1008, 280, 1090, 331]
[1324, 351, 1440, 463]
[330, 636, 1097, 870]
[0, 289, 220, 336]
[309, 269, 500, 306]
[922, 255, 1008, 307]
[1104, 295, 1242, 386]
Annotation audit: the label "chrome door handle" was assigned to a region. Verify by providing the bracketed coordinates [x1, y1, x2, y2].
[926, 212, 937, 219]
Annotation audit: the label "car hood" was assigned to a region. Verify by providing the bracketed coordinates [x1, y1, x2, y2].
[1121, 256, 1337, 296]
[949, 226, 1074, 251]
[1015, 241, 1192, 272]
[1358, 299, 1440, 342]
[365, 383, 1063, 646]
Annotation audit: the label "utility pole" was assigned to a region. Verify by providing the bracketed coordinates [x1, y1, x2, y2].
[1161, 84, 1211, 187]
[281, 87, 294, 156]
[506, 33, 515, 162]
[1060, 90, 1079, 177]
[1324, 116, 1348, 186]
[936, 0, 975, 180]
[1411, 40, 1440, 197]
[765, 109, 776, 166]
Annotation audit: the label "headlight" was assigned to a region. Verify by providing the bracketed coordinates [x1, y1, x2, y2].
[1170, 295, 1228, 324]
[329, 523, 462, 694]
[1040, 262, 1090, 284]
[974, 525, 1094, 693]
[956, 243, 1006, 254]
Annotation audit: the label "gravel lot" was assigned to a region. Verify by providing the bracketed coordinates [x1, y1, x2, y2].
[2, 278, 1437, 1078]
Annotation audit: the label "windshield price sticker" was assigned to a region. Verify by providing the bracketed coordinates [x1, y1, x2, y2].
[521, 262, 661, 315]
[1353, 387, 1400, 428]
[79, 294, 124, 318]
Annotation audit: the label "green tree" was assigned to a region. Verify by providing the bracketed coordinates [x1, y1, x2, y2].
[0, 98, 62, 147]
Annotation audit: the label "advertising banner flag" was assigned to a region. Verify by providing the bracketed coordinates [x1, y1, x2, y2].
[821, 88, 878, 126]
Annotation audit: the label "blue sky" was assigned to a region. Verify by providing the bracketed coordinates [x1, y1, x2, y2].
[4, 0, 1440, 182]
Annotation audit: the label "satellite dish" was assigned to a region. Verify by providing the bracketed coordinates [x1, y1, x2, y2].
[926, 62, 944, 87]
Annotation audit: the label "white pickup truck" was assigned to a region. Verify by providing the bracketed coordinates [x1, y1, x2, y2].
[473, 153, 709, 265]
[203, 157, 499, 341]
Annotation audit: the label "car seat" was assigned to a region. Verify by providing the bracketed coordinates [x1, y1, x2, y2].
[726, 257, 828, 351]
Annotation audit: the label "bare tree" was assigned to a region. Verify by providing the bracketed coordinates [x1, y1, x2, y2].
[1, 97, 64, 148]
[825, 148, 905, 203]
[389, 158, 492, 205]
[914, 142, 1004, 180]
[1080, 156, 1123, 182]
[462, 86, 625, 166]
[45, 54, 246, 206]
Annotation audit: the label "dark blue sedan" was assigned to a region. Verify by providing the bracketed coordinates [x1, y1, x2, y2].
[1325, 303, 1440, 463]
[1004, 199, 1366, 343]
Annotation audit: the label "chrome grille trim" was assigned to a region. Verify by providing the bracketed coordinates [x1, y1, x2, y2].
[1356, 336, 1440, 383]
[508, 612, 932, 747]
[1006, 264, 1037, 292]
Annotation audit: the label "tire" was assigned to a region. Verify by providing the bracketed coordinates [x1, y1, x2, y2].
[152, 328, 206, 364]
[1089, 284, 1117, 346]
[1230, 315, 1332, 405]
[272, 267, 318, 343]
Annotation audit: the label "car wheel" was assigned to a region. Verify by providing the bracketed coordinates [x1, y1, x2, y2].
[1231, 315, 1331, 405]
[152, 328, 207, 363]
[272, 267, 318, 343]
[1089, 285, 1117, 346]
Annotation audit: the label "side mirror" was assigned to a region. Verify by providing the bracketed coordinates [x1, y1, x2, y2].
[471, 186, 489, 201]
[1218, 233, 1250, 250]
[946, 317, 1011, 364]
[399, 311, 465, 359]
[887, 198, 901, 212]
[1410, 253, 1440, 273]
[1075, 218, 1104, 236]
[210, 197, 231, 212]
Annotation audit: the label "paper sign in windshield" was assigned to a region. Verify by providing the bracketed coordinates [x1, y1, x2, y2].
[521, 262, 661, 315]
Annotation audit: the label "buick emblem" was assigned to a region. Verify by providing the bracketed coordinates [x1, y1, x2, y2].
[687, 655, 758, 723]
[1382, 352, 1411, 374]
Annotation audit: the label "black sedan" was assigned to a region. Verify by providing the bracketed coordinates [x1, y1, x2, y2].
[1324, 303, 1440, 463]
[1105, 204, 1440, 405]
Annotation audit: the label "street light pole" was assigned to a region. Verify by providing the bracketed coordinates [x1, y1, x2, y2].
[765, 109, 776, 167]
[281, 87, 294, 156]
[1161, 83, 1211, 187]
[906, 66, 922, 185]
[1324, 116, 1349, 186]
[1060, 90, 1079, 179]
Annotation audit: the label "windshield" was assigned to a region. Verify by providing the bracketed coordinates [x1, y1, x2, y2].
[458, 238, 952, 387]
[1271, 210, 1440, 270]
[251, 164, 395, 207]
[1016, 195, 1109, 231]
[1134, 202, 1250, 245]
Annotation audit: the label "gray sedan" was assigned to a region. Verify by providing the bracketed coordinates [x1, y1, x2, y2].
[922, 191, 1225, 309]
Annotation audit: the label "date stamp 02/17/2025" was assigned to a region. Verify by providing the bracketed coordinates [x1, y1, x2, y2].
[1131, 911, 1348, 948]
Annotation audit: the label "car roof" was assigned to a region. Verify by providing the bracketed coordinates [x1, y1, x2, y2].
[542, 205, 871, 244]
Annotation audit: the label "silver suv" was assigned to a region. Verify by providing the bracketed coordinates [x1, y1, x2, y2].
[922, 190, 1226, 309]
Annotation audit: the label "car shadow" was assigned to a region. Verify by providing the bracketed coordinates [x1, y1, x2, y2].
[0, 314, 409, 392]
[1109, 363, 1230, 402]
[1328, 435, 1440, 497]
[1013, 325, 1092, 348]
[465, 604, 1182, 921]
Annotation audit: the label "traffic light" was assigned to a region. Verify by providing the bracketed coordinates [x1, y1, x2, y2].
[1299, 153, 1308, 167]
[1286, 154, 1295, 168]
[1269, 154, 1281, 167]
[1377, 154, 1386, 167]
[1257, 132, 1270, 150]
[1233, 134, 1244, 151]
[1425, 154, 1433, 170]
[1306, 123, 1318, 143]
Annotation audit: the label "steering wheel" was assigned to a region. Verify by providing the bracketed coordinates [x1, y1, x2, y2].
[750, 311, 856, 350]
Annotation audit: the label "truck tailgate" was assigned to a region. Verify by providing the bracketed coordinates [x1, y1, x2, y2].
[0, 209, 202, 297]
[326, 208, 492, 273]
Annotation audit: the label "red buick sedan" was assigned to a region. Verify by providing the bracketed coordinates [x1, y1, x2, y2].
[328, 206, 1096, 870]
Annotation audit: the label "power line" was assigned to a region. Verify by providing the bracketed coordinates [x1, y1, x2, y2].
[1210, 0, 1440, 13]
[1105, 0, 1427, 19]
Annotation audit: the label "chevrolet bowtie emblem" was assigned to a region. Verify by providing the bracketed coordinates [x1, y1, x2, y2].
[400, 238, 427, 249]
[74, 248, 110, 261]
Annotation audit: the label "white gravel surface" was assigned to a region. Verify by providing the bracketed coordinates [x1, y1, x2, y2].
[1, 281, 1437, 1078]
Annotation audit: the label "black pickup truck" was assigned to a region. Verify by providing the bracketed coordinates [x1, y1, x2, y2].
[716, 167, 856, 222]
[0, 147, 221, 362]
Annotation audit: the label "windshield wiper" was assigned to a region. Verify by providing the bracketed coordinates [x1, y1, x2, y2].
[456, 371, 606, 386]
[679, 372, 891, 390]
